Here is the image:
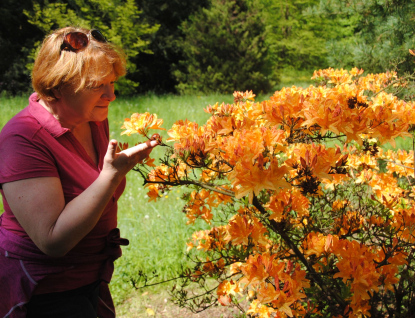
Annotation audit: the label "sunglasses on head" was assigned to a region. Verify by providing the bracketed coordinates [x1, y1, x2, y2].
[60, 29, 107, 53]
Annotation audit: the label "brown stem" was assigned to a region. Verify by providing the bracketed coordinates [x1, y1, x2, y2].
[144, 178, 235, 197]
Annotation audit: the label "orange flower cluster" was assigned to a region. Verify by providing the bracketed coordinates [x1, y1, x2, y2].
[225, 214, 269, 247]
[301, 233, 403, 316]
[121, 112, 165, 136]
[393, 206, 415, 244]
[186, 209, 269, 252]
[381, 149, 414, 177]
[124, 68, 415, 317]
[266, 188, 309, 223]
[167, 119, 215, 156]
[240, 253, 310, 317]
[145, 163, 188, 201]
[249, 69, 415, 145]
[186, 227, 228, 252]
[183, 189, 232, 224]
[331, 238, 400, 316]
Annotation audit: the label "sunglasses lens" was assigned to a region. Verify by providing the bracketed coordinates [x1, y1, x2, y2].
[64, 32, 89, 51]
[61, 30, 107, 53]
[90, 30, 107, 43]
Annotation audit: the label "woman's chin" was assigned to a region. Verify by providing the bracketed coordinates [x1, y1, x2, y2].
[94, 107, 109, 121]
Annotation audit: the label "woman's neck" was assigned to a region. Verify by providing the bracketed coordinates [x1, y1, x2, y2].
[38, 98, 84, 132]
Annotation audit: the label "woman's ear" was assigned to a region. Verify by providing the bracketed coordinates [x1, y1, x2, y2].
[52, 87, 62, 99]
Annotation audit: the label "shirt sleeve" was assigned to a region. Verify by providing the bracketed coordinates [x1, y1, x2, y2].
[0, 132, 59, 185]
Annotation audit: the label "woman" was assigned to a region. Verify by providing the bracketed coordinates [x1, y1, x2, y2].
[0, 27, 158, 317]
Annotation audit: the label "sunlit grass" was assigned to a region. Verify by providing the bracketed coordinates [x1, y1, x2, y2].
[277, 67, 316, 89]
[0, 95, 27, 128]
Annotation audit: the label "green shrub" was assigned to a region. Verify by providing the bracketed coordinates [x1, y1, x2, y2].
[174, 0, 278, 95]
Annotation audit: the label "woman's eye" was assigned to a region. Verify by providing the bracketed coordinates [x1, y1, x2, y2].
[90, 80, 115, 90]
[91, 84, 103, 90]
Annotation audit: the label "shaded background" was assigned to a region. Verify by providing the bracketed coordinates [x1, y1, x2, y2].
[1, 0, 415, 96]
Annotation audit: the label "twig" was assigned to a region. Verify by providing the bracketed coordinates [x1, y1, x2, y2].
[143, 178, 235, 197]
[372, 75, 412, 98]
[135, 275, 185, 289]
[382, 159, 414, 171]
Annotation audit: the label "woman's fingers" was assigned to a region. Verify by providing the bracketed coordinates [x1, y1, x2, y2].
[103, 139, 159, 179]
[121, 139, 159, 157]
[106, 139, 158, 160]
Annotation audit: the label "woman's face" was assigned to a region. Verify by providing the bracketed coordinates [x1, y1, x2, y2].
[54, 71, 117, 127]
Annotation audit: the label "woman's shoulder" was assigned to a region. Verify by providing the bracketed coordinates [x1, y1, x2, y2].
[0, 107, 42, 139]
[0, 107, 58, 183]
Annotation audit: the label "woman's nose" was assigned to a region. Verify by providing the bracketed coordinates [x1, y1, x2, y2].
[102, 84, 116, 102]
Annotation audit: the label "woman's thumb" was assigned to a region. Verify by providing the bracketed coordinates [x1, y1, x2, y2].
[107, 139, 118, 158]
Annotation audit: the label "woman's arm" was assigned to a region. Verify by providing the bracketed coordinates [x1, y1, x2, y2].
[2, 139, 158, 257]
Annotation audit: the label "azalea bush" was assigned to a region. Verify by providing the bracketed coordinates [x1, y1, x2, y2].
[121, 67, 415, 317]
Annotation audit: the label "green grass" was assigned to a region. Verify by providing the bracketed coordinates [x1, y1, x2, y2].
[0, 95, 27, 128]
[276, 67, 316, 89]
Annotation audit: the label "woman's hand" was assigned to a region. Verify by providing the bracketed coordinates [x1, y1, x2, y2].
[101, 139, 159, 184]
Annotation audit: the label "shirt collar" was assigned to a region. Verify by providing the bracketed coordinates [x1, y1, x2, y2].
[28, 92, 70, 138]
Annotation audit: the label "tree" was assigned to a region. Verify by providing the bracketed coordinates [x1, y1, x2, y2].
[259, 0, 357, 71]
[132, 0, 209, 94]
[0, 0, 44, 95]
[174, 0, 277, 95]
[122, 67, 415, 317]
[23, 0, 159, 94]
[316, 0, 415, 74]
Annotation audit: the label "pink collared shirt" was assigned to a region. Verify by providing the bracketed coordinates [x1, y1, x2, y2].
[0, 93, 126, 294]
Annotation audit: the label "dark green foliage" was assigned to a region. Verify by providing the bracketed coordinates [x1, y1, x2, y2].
[0, 0, 44, 95]
[133, 0, 209, 94]
[3, 0, 415, 96]
[258, 0, 358, 78]
[174, 0, 278, 95]
[316, 0, 415, 74]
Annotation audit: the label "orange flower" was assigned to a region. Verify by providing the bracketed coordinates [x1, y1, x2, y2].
[247, 300, 275, 318]
[267, 188, 309, 221]
[233, 90, 256, 103]
[146, 185, 160, 202]
[225, 214, 268, 246]
[121, 112, 165, 136]
[381, 149, 414, 177]
[303, 232, 333, 257]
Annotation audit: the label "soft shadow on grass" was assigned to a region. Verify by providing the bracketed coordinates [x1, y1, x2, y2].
[116, 280, 248, 318]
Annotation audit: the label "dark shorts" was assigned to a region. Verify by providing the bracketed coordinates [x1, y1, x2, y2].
[26, 281, 100, 318]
